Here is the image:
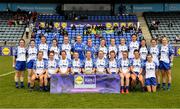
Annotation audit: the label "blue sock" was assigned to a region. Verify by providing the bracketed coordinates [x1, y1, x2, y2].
[121, 86, 124, 90]
[20, 82, 24, 87]
[28, 83, 30, 88]
[162, 83, 166, 89]
[162, 83, 166, 87]
[168, 83, 171, 89]
[44, 86, 48, 91]
[157, 83, 161, 87]
[15, 82, 19, 88]
[126, 86, 129, 90]
[40, 86, 43, 90]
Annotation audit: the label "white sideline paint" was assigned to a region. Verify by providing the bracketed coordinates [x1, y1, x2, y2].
[0, 71, 15, 77]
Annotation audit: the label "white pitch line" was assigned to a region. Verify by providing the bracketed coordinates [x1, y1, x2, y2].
[0, 71, 16, 77]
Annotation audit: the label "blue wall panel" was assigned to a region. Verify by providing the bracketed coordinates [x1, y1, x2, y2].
[10, 3, 58, 13]
[115, 3, 180, 14]
[165, 4, 180, 11]
[0, 3, 7, 11]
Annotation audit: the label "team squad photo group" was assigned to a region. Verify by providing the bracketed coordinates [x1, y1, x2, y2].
[13, 34, 174, 94]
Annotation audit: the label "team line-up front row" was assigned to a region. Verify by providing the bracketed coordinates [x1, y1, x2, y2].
[13, 35, 174, 94]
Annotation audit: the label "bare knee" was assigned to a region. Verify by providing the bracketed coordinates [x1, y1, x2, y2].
[131, 74, 136, 81]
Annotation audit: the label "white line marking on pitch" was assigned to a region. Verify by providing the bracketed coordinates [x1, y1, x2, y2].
[0, 71, 15, 77]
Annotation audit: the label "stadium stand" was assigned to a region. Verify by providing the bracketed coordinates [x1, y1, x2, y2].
[37, 14, 138, 22]
[0, 11, 29, 46]
[34, 14, 142, 47]
[144, 12, 180, 44]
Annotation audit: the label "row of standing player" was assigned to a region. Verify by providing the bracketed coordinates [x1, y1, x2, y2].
[13, 34, 174, 93]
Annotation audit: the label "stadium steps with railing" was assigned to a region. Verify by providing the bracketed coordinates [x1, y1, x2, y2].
[137, 13, 151, 45]
[22, 25, 33, 47]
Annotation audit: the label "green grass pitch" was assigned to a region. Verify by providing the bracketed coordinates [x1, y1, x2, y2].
[0, 56, 180, 108]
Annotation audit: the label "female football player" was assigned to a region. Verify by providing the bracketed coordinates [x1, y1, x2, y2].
[49, 39, 60, 60]
[130, 49, 145, 92]
[149, 38, 160, 89]
[98, 38, 108, 58]
[61, 35, 72, 59]
[44, 51, 59, 91]
[72, 35, 85, 60]
[58, 50, 71, 75]
[145, 54, 157, 92]
[129, 34, 139, 59]
[85, 39, 97, 59]
[31, 51, 47, 91]
[139, 39, 148, 61]
[107, 50, 119, 74]
[159, 37, 174, 90]
[118, 38, 128, 59]
[119, 51, 131, 94]
[38, 36, 48, 60]
[82, 51, 96, 74]
[13, 39, 26, 88]
[95, 50, 108, 74]
[71, 52, 83, 74]
[108, 38, 118, 58]
[27, 40, 37, 88]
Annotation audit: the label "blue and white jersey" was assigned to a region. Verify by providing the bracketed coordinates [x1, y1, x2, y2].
[47, 59, 59, 75]
[27, 47, 37, 62]
[72, 42, 85, 60]
[160, 44, 174, 63]
[129, 41, 139, 59]
[50, 46, 60, 60]
[61, 43, 71, 59]
[37, 30, 41, 34]
[119, 58, 130, 73]
[98, 46, 108, 58]
[83, 59, 95, 73]
[33, 59, 47, 75]
[85, 45, 97, 59]
[145, 61, 157, 78]
[95, 58, 108, 74]
[118, 44, 128, 59]
[108, 59, 119, 73]
[38, 43, 48, 60]
[149, 45, 160, 65]
[14, 46, 26, 61]
[108, 45, 118, 55]
[71, 59, 83, 73]
[131, 58, 144, 73]
[139, 46, 148, 60]
[58, 58, 71, 74]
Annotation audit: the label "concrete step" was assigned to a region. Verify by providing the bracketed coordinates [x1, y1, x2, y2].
[136, 13, 152, 45]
